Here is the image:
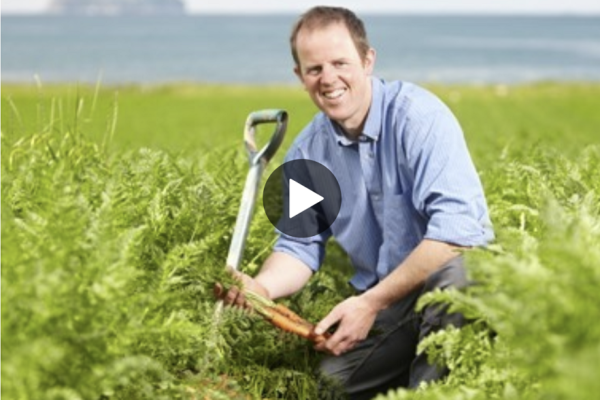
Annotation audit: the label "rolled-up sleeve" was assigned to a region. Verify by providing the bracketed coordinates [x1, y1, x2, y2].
[405, 107, 494, 247]
[272, 230, 331, 272]
[270, 144, 333, 271]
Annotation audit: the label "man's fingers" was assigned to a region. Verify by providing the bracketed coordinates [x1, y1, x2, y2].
[223, 285, 242, 305]
[331, 338, 356, 356]
[314, 332, 355, 356]
[213, 283, 224, 298]
[234, 291, 246, 308]
[214, 272, 269, 311]
[323, 329, 346, 353]
[315, 308, 342, 336]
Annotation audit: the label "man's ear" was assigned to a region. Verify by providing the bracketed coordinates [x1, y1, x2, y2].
[294, 65, 303, 81]
[294, 65, 307, 89]
[364, 48, 376, 75]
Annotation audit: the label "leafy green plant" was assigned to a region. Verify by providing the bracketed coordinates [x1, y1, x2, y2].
[1, 93, 346, 399]
[3, 84, 599, 400]
[375, 147, 600, 400]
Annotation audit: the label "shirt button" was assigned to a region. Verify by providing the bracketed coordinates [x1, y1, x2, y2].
[372, 194, 381, 201]
[368, 152, 375, 158]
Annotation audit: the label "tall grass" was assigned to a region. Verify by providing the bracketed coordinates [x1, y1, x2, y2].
[3, 82, 599, 161]
[2, 83, 600, 399]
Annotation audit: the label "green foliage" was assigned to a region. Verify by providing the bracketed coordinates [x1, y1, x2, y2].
[0, 83, 318, 157]
[2, 83, 600, 400]
[376, 147, 600, 400]
[1, 117, 343, 399]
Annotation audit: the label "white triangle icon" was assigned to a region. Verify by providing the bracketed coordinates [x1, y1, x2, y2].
[289, 179, 324, 218]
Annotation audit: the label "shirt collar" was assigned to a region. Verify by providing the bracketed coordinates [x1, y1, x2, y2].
[330, 77, 383, 146]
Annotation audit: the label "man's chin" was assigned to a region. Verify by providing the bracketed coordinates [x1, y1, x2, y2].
[320, 106, 346, 122]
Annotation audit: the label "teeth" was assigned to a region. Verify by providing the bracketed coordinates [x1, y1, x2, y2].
[323, 89, 345, 99]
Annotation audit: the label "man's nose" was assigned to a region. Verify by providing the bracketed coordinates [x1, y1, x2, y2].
[320, 64, 336, 84]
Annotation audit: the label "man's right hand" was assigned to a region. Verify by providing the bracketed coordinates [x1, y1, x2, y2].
[213, 271, 270, 309]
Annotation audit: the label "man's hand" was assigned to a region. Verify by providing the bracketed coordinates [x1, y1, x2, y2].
[214, 271, 270, 308]
[313, 295, 380, 356]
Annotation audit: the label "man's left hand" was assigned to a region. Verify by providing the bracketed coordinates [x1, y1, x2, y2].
[313, 295, 379, 355]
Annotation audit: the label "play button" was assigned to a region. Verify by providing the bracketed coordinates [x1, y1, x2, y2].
[289, 179, 323, 218]
[263, 159, 342, 238]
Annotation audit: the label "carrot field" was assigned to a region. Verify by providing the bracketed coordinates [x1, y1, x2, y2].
[2, 82, 599, 400]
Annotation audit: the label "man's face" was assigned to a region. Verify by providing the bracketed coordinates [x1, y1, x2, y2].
[294, 22, 375, 136]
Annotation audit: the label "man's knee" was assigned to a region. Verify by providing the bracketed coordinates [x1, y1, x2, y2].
[423, 255, 468, 293]
[419, 256, 469, 337]
[317, 357, 350, 400]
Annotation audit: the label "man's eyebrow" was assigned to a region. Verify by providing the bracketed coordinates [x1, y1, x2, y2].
[306, 58, 349, 68]
[304, 63, 321, 70]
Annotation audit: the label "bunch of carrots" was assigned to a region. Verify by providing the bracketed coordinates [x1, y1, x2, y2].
[242, 290, 330, 344]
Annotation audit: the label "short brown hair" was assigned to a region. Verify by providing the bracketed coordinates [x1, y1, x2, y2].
[290, 6, 371, 66]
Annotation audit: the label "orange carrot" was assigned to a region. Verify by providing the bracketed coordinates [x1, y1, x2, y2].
[242, 289, 331, 344]
[273, 304, 313, 327]
[267, 312, 313, 338]
[268, 306, 331, 343]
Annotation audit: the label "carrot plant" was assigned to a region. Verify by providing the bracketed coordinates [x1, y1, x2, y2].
[375, 146, 600, 400]
[1, 94, 347, 399]
[2, 83, 599, 400]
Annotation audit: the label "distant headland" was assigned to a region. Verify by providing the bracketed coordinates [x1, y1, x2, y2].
[48, 0, 186, 16]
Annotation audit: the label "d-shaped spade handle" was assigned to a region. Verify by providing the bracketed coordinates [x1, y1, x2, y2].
[225, 109, 288, 273]
[244, 109, 288, 166]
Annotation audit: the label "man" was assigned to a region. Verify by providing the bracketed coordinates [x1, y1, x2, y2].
[215, 6, 494, 399]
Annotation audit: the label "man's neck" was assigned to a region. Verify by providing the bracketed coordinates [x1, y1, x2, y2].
[343, 81, 373, 139]
[342, 125, 363, 140]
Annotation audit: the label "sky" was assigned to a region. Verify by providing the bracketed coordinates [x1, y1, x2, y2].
[2, 0, 600, 14]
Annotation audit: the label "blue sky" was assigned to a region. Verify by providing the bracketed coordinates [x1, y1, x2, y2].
[2, 0, 600, 14]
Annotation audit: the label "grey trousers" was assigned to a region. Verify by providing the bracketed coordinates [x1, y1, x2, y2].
[318, 256, 468, 400]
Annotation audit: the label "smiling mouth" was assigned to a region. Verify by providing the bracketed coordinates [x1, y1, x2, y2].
[322, 88, 346, 100]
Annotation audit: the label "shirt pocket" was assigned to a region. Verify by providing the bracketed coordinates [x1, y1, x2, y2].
[383, 192, 424, 268]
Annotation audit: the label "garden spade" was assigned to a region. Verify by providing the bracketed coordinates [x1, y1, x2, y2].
[215, 109, 287, 314]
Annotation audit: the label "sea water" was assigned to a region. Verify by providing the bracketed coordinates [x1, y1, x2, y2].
[2, 14, 599, 84]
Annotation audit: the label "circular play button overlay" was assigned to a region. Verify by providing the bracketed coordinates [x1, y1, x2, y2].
[263, 159, 342, 238]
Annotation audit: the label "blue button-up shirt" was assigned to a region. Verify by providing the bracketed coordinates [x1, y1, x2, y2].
[273, 78, 494, 291]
